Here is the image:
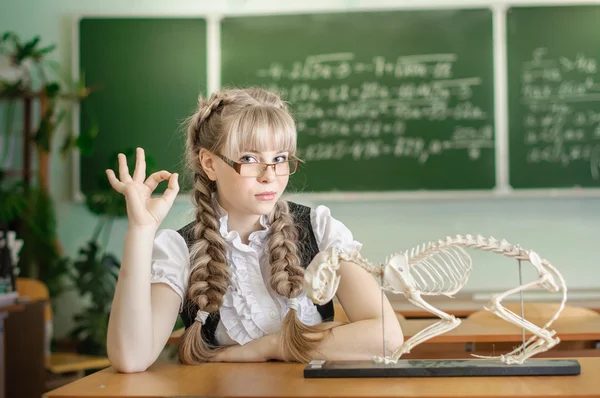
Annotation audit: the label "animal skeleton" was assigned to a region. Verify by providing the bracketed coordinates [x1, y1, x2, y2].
[303, 235, 567, 365]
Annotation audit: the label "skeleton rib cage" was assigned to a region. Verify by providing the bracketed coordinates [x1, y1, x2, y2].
[394, 241, 472, 296]
[303, 234, 568, 365]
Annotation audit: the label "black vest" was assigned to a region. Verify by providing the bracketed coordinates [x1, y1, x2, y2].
[177, 201, 335, 346]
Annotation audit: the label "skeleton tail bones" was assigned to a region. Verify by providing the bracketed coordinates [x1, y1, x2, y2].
[303, 235, 567, 365]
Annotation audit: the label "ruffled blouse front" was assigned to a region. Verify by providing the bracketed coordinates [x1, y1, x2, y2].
[150, 202, 362, 346]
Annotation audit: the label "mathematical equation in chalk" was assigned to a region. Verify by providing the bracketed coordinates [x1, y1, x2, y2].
[291, 99, 486, 124]
[521, 48, 600, 103]
[257, 53, 459, 82]
[526, 142, 600, 176]
[519, 48, 600, 179]
[297, 125, 494, 163]
[271, 80, 482, 104]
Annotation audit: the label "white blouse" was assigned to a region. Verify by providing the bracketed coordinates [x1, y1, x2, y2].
[150, 202, 362, 346]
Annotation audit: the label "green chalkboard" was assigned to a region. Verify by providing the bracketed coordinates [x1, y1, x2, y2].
[221, 9, 495, 192]
[79, 18, 207, 195]
[507, 6, 600, 188]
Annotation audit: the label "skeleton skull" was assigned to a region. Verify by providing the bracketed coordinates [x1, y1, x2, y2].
[303, 247, 342, 305]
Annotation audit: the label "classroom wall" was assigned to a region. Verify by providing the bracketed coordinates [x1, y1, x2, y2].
[2, 0, 600, 338]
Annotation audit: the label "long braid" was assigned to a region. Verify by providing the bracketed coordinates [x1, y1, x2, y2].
[268, 200, 304, 297]
[179, 93, 230, 364]
[188, 173, 229, 315]
[267, 200, 331, 362]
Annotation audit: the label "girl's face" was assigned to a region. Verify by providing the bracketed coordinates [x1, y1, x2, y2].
[201, 148, 291, 219]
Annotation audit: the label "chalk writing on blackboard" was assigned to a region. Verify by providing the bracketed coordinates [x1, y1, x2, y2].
[256, 52, 494, 165]
[519, 47, 600, 179]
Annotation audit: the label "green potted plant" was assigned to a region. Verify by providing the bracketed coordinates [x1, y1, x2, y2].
[69, 216, 120, 356]
[0, 31, 100, 299]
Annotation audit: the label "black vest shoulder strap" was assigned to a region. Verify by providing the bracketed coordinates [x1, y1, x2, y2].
[287, 202, 335, 323]
[175, 201, 335, 346]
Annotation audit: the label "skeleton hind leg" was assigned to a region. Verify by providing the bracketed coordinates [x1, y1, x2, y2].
[474, 279, 559, 363]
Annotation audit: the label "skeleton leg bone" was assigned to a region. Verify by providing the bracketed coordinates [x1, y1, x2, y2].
[373, 291, 461, 363]
[473, 336, 558, 364]
[503, 337, 546, 358]
[470, 278, 560, 364]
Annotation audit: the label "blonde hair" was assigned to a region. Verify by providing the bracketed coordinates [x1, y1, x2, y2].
[179, 87, 329, 364]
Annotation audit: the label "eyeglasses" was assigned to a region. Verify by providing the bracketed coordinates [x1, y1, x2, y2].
[216, 153, 299, 178]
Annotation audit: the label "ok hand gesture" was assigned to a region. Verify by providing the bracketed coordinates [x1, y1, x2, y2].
[106, 147, 179, 229]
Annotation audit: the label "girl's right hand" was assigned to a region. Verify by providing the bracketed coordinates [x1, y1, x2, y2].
[106, 147, 179, 229]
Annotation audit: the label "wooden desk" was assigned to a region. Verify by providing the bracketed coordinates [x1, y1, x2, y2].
[44, 357, 600, 398]
[389, 295, 600, 319]
[400, 317, 600, 343]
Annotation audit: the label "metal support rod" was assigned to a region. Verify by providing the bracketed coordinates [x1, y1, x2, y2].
[381, 276, 386, 358]
[518, 258, 526, 350]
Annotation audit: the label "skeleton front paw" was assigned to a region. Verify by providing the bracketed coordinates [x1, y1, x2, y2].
[372, 355, 397, 365]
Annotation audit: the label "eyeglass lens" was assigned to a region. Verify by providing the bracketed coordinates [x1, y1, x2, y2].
[238, 161, 296, 177]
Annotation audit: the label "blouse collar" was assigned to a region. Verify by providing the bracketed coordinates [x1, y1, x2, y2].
[211, 192, 270, 250]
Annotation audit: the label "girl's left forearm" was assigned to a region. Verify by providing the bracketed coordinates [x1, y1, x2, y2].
[212, 334, 279, 362]
[305, 318, 404, 361]
[213, 317, 402, 362]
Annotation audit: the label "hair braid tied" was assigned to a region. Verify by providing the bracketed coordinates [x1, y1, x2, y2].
[268, 200, 333, 362]
[178, 172, 230, 363]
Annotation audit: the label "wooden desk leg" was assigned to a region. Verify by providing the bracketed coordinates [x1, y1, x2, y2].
[0, 312, 6, 398]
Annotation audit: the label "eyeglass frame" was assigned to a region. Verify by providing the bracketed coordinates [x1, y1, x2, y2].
[215, 153, 300, 178]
